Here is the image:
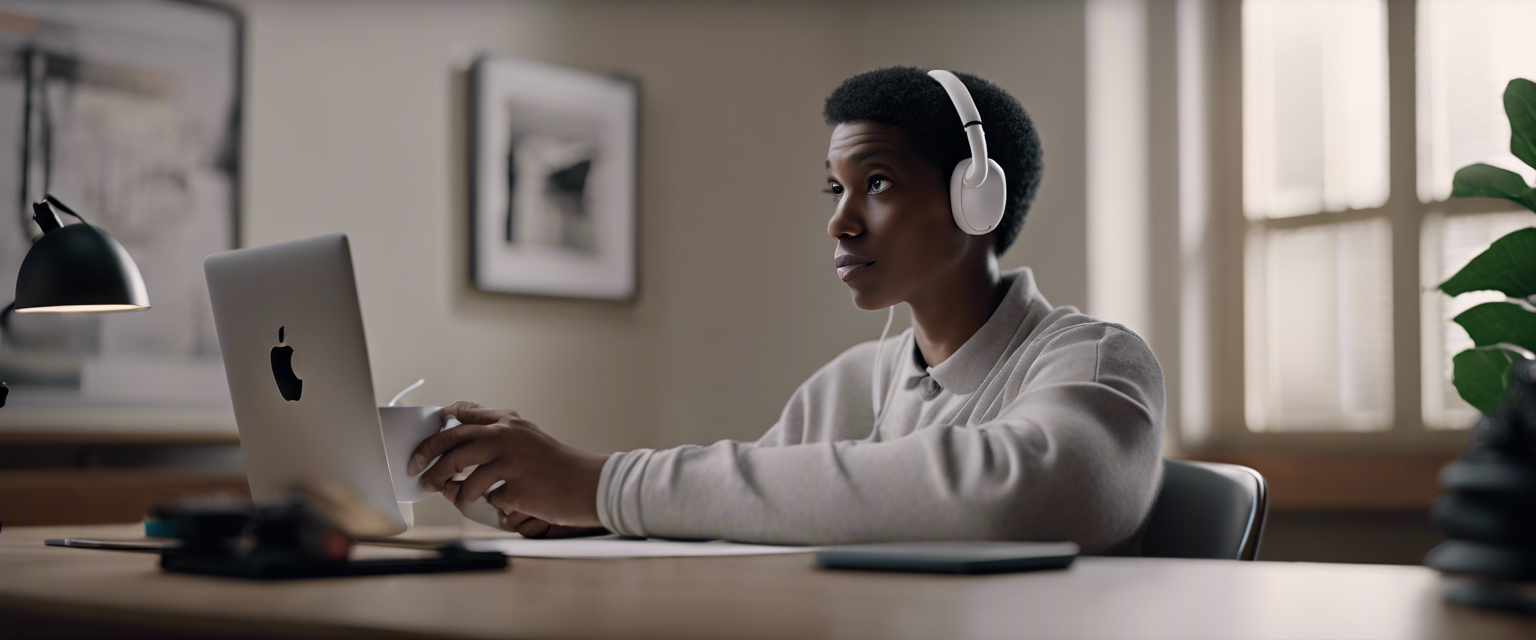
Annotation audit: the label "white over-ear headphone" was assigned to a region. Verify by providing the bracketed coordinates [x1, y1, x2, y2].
[867, 70, 1010, 434]
[927, 69, 1007, 235]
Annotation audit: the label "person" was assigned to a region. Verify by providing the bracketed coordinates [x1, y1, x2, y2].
[409, 66, 1165, 554]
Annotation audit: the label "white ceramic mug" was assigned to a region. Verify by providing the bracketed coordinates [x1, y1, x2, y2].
[379, 405, 461, 503]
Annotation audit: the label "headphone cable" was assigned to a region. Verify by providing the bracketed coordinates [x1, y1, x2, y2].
[869, 305, 899, 435]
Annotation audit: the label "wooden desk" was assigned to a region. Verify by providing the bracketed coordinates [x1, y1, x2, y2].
[2, 525, 1533, 639]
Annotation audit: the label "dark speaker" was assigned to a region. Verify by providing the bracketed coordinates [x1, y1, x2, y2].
[1426, 360, 1536, 614]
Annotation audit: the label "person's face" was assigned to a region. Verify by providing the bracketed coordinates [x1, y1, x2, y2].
[826, 121, 972, 310]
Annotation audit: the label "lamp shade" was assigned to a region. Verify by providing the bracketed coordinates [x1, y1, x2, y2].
[14, 221, 150, 313]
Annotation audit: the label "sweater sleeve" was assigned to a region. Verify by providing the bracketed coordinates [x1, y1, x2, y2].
[596, 325, 1164, 552]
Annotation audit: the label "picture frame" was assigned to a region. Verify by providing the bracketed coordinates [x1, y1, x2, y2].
[468, 56, 640, 302]
[0, 0, 243, 432]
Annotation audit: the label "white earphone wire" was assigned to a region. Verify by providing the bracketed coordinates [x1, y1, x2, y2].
[869, 305, 900, 434]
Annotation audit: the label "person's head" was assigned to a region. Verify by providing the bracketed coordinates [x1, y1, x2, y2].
[823, 66, 1041, 310]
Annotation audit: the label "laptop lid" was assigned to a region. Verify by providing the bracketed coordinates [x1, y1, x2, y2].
[204, 233, 406, 534]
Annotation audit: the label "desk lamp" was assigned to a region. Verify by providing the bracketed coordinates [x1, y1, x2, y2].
[0, 195, 151, 407]
[0, 46, 153, 407]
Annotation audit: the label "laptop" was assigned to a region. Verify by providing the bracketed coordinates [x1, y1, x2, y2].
[204, 233, 410, 534]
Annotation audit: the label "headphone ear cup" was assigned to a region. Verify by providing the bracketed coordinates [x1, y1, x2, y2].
[948, 158, 1008, 235]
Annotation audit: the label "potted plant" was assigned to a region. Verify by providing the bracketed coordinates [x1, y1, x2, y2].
[1427, 78, 1536, 614]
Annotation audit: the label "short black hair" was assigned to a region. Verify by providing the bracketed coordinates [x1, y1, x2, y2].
[823, 66, 1042, 256]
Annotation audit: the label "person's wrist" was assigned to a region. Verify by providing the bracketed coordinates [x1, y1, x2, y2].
[575, 451, 611, 527]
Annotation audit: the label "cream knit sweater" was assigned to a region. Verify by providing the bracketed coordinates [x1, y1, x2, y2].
[597, 267, 1165, 554]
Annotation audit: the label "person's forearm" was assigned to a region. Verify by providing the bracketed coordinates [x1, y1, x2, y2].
[597, 385, 1161, 550]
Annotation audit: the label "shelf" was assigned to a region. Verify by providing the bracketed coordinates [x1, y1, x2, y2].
[0, 469, 249, 527]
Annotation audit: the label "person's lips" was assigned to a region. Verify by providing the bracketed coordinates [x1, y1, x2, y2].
[835, 253, 874, 268]
[837, 262, 874, 282]
[834, 252, 875, 282]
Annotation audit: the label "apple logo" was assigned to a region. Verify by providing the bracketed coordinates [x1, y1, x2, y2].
[271, 326, 302, 402]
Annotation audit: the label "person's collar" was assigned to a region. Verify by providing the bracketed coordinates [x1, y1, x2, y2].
[909, 266, 1043, 396]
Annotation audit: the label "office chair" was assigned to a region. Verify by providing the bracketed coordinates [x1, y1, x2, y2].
[1141, 459, 1268, 561]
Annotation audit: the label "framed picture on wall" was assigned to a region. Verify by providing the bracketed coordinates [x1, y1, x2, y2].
[0, 0, 242, 432]
[468, 56, 639, 302]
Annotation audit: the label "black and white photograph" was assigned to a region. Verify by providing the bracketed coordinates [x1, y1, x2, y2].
[0, 0, 241, 427]
[469, 56, 637, 301]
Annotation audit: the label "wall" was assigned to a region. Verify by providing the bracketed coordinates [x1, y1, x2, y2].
[240, 1, 653, 458]
[236, 1, 1090, 524]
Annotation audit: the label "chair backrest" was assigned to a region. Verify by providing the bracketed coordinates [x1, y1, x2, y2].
[1141, 459, 1268, 561]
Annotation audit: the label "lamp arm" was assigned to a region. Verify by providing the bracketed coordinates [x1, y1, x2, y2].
[44, 195, 86, 223]
[3, 48, 19, 408]
[0, 303, 8, 408]
[17, 47, 33, 240]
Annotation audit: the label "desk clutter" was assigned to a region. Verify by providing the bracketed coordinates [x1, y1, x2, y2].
[131, 485, 506, 580]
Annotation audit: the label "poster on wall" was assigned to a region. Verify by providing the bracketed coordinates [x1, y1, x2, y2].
[0, 0, 241, 431]
[469, 56, 639, 302]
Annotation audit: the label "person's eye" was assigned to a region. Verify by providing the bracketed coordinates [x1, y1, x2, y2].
[823, 183, 844, 201]
[868, 177, 893, 194]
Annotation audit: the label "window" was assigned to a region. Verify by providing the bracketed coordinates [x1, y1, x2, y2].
[1421, 211, 1532, 428]
[1417, 0, 1536, 203]
[1242, 0, 1388, 219]
[1213, 0, 1536, 448]
[1241, 0, 1393, 433]
[1246, 217, 1393, 432]
[1417, 0, 1536, 429]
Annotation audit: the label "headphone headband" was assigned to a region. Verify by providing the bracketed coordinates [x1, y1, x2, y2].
[927, 70, 990, 187]
[925, 69, 1006, 236]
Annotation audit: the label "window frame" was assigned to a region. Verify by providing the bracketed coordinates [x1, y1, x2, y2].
[1197, 0, 1515, 454]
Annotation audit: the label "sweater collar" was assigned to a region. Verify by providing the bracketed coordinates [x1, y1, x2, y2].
[904, 266, 1044, 396]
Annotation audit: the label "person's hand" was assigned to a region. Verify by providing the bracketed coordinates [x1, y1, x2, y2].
[408, 401, 611, 534]
[440, 481, 606, 538]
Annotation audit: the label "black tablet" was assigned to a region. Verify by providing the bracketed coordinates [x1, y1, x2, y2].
[815, 541, 1079, 574]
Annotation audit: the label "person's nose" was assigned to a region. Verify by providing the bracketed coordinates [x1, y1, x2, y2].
[827, 196, 864, 241]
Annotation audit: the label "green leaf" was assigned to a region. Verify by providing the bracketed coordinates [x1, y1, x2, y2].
[1452, 347, 1522, 415]
[1439, 227, 1536, 297]
[1507, 78, 1536, 172]
[1453, 302, 1536, 353]
[1451, 163, 1536, 212]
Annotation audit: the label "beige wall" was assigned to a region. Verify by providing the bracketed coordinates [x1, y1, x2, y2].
[236, 0, 1088, 522]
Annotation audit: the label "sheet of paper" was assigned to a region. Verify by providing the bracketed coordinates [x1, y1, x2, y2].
[459, 534, 818, 558]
